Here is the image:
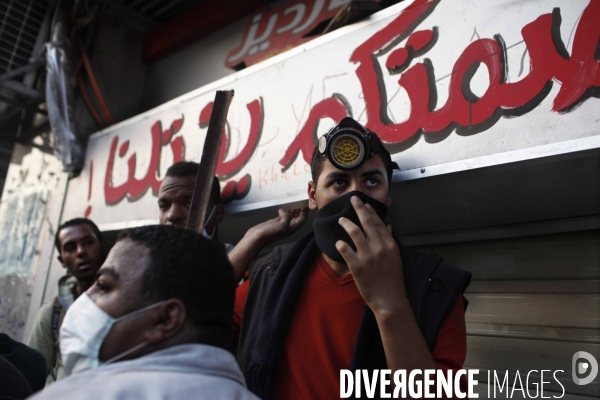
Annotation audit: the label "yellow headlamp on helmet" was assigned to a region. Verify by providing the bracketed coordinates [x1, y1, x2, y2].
[318, 117, 398, 171]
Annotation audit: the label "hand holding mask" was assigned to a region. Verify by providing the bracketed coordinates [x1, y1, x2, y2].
[321, 193, 408, 315]
[313, 190, 388, 264]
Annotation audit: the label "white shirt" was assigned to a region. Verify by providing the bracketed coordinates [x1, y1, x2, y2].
[30, 343, 259, 400]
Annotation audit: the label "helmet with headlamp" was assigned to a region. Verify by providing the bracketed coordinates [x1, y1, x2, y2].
[317, 117, 399, 172]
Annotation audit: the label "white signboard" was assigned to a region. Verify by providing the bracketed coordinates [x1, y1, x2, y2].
[62, 0, 600, 230]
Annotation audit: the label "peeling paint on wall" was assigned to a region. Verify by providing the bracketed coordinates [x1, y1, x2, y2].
[0, 146, 67, 341]
[0, 189, 48, 275]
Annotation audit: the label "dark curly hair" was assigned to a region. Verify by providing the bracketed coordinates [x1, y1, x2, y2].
[55, 218, 104, 255]
[165, 161, 221, 205]
[116, 225, 234, 347]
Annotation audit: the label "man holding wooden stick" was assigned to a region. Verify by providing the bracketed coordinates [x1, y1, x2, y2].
[159, 90, 307, 283]
[157, 162, 308, 282]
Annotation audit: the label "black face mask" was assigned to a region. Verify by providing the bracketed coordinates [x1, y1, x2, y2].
[313, 190, 389, 264]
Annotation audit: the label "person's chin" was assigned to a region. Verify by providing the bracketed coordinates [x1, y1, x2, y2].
[164, 221, 186, 228]
[74, 269, 97, 282]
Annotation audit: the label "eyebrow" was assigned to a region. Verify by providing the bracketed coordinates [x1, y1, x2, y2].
[96, 267, 120, 282]
[62, 235, 95, 247]
[325, 171, 350, 180]
[325, 169, 385, 180]
[360, 169, 385, 178]
[158, 193, 193, 202]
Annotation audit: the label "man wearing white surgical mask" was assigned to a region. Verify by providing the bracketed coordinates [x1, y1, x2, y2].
[30, 225, 259, 400]
[158, 161, 308, 282]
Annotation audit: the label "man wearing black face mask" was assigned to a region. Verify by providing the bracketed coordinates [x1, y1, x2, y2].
[233, 117, 471, 399]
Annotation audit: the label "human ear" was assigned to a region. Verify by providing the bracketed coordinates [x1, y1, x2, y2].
[214, 203, 225, 225]
[386, 195, 392, 207]
[144, 299, 186, 344]
[308, 181, 318, 211]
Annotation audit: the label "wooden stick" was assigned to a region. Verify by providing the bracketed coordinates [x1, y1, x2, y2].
[186, 89, 234, 232]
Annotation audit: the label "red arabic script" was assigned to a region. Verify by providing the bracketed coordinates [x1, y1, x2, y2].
[349, 0, 600, 149]
[199, 98, 264, 180]
[198, 98, 263, 203]
[279, 94, 350, 169]
[221, 174, 252, 204]
[226, 0, 348, 70]
[84, 160, 94, 218]
[104, 117, 185, 205]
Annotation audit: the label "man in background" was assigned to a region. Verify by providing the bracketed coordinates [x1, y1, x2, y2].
[158, 161, 308, 282]
[28, 218, 107, 383]
[158, 162, 233, 252]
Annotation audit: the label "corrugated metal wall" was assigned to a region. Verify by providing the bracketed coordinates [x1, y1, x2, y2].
[418, 230, 600, 399]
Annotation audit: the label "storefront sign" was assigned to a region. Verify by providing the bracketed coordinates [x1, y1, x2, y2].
[62, 0, 600, 230]
[226, 0, 353, 69]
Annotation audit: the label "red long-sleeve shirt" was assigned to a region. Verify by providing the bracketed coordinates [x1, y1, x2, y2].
[233, 254, 467, 399]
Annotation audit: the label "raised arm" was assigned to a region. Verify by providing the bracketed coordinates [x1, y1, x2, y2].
[228, 207, 308, 283]
[336, 196, 436, 376]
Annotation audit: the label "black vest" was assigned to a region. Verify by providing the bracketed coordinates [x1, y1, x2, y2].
[237, 232, 471, 399]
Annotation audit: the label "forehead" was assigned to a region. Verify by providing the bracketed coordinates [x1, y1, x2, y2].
[318, 155, 388, 180]
[59, 224, 97, 245]
[158, 175, 196, 199]
[101, 239, 150, 283]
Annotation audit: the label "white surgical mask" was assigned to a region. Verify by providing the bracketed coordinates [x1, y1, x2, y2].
[202, 205, 217, 239]
[59, 293, 165, 375]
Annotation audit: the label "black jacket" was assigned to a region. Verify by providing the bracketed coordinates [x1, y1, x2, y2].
[237, 232, 471, 399]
